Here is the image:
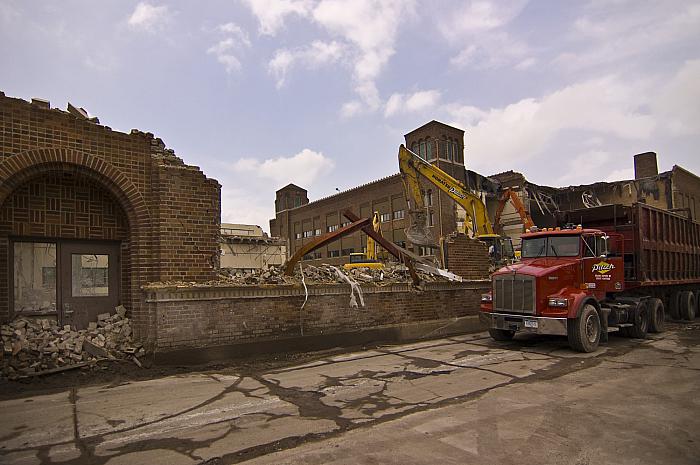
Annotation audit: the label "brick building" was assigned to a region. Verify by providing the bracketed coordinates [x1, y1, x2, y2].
[0, 92, 220, 344]
[270, 121, 469, 266]
[220, 223, 286, 272]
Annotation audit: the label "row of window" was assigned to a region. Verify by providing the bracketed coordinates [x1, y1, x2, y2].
[410, 140, 464, 164]
[295, 211, 407, 240]
[299, 241, 426, 261]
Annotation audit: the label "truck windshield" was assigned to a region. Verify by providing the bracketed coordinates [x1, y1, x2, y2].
[521, 236, 580, 258]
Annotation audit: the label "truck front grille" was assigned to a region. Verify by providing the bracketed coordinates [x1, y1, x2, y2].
[493, 274, 536, 314]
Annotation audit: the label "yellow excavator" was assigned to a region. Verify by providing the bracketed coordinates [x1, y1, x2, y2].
[343, 211, 385, 270]
[398, 144, 515, 268]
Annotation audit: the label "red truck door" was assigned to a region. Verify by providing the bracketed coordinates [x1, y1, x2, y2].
[581, 234, 624, 292]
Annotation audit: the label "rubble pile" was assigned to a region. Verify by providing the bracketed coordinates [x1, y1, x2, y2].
[151, 262, 450, 288]
[1, 305, 145, 380]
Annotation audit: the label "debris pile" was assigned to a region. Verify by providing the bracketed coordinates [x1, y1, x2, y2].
[1, 305, 145, 380]
[151, 262, 450, 288]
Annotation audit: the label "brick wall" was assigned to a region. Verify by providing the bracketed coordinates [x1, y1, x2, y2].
[0, 92, 220, 343]
[443, 233, 490, 280]
[146, 281, 487, 351]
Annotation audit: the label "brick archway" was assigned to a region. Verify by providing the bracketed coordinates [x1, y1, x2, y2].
[0, 148, 154, 341]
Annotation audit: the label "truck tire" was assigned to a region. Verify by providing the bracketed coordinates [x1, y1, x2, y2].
[488, 328, 515, 341]
[668, 291, 681, 320]
[647, 298, 665, 333]
[679, 291, 696, 321]
[628, 301, 649, 339]
[568, 304, 600, 353]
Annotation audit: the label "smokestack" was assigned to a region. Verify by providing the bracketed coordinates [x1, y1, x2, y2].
[634, 152, 658, 179]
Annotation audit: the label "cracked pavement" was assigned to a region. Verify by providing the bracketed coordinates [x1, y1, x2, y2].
[1, 324, 698, 465]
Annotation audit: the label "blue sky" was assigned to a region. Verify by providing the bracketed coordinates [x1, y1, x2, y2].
[2, 0, 699, 232]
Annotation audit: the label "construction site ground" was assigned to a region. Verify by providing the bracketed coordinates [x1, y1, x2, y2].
[1, 323, 698, 465]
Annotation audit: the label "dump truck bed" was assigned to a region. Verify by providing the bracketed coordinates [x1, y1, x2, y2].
[562, 203, 700, 288]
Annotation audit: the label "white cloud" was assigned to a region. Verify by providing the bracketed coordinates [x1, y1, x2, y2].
[556, 1, 700, 71]
[445, 75, 656, 173]
[232, 148, 335, 187]
[127, 2, 171, 32]
[312, 0, 415, 113]
[268, 40, 344, 88]
[221, 187, 275, 231]
[384, 90, 441, 118]
[652, 59, 700, 136]
[242, 0, 312, 35]
[444, 1, 533, 70]
[207, 22, 251, 74]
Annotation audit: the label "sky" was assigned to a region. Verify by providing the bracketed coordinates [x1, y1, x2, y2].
[1, 0, 699, 232]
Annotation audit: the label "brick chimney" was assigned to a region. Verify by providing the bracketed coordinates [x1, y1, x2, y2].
[634, 152, 658, 179]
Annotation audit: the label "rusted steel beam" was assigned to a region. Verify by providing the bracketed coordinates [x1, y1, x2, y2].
[283, 217, 372, 275]
[342, 209, 422, 286]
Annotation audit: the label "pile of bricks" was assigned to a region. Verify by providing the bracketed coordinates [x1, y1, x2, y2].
[1, 305, 145, 380]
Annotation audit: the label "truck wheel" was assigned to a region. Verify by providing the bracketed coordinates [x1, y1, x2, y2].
[628, 301, 649, 339]
[668, 291, 681, 320]
[679, 291, 696, 321]
[568, 304, 600, 353]
[647, 298, 665, 333]
[488, 328, 515, 341]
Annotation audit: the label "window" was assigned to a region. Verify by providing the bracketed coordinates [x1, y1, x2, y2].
[341, 221, 351, 227]
[419, 141, 427, 160]
[72, 254, 109, 297]
[522, 236, 580, 258]
[14, 242, 57, 314]
[341, 248, 354, 256]
[393, 210, 405, 220]
[314, 229, 321, 236]
[454, 143, 463, 164]
[440, 140, 449, 160]
[295, 232, 302, 240]
[425, 190, 433, 207]
[426, 141, 434, 161]
[327, 224, 339, 233]
[380, 213, 391, 222]
[411, 142, 419, 154]
[428, 211, 435, 227]
[313, 251, 322, 259]
[328, 250, 340, 258]
[303, 230, 313, 238]
[303, 253, 313, 260]
[419, 246, 436, 256]
[294, 197, 301, 207]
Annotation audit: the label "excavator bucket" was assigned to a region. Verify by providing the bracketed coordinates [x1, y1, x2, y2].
[405, 209, 437, 247]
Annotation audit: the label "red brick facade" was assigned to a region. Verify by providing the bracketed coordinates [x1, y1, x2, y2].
[0, 92, 221, 344]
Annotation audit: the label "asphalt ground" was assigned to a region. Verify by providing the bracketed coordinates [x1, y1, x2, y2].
[1, 322, 698, 465]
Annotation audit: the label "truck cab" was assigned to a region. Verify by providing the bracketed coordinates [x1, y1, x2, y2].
[480, 226, 631, 352]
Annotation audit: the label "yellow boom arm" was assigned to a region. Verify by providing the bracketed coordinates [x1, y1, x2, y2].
[398, 144, 494, 246]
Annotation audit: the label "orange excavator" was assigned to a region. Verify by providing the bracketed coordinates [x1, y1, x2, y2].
[493, 188, 534, 235]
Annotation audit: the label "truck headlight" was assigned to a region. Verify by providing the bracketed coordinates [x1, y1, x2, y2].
[481, 293, 493, 303]
[548, 297, 568, 308]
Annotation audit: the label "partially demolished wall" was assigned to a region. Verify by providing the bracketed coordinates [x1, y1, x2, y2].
[146, 280, 488, 355]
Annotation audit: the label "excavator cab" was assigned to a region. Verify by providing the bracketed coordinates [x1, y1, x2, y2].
[477, 234, 516, 268]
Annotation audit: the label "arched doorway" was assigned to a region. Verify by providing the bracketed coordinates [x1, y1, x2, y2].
[3, 170, 130, 328]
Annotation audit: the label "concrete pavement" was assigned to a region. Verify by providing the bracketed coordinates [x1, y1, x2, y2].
[1, 324, 698, 464]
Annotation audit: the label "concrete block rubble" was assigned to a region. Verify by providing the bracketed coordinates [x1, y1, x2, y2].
[158, 262, 452, 287]
[1, 305, 144, 380]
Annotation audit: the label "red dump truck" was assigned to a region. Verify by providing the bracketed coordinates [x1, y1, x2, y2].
[480, 202, 700, 352]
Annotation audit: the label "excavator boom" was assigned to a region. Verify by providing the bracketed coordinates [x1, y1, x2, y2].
[494, 188, 534, 234]
[398, 145, 494, 247]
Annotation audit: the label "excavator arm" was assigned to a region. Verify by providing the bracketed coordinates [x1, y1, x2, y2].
[494, 188, 534, 234]
[398, 144, 493, 246]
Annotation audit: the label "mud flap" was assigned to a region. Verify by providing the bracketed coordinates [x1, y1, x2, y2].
[599, 307, 610, 343]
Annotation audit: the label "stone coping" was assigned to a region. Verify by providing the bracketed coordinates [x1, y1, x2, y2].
[143, 280, 490, 303]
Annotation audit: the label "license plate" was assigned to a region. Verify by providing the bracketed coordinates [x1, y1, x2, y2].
[524, 319, 538, 328]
